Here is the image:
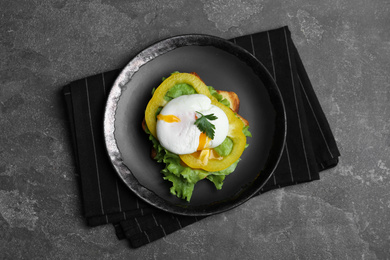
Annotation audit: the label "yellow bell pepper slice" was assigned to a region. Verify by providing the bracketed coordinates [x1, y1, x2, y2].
[145, 73, 211, 138]
[145, 72, 246, 172]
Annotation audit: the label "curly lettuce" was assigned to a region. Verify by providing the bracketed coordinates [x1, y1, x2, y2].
[145, 127, 244, 201]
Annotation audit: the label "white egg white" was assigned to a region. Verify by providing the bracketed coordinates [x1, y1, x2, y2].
[156, 94, 229, 155]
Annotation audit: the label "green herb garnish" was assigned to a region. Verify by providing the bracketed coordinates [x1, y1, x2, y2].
[194, 111, 218, 139]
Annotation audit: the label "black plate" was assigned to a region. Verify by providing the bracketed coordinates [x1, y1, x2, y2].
[104, 34, 286, 216]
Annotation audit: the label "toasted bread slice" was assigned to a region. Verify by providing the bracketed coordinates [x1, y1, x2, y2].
[236, 114, 249, 127]
[216, 90, 240, 113]
[217, 90, 248, 126]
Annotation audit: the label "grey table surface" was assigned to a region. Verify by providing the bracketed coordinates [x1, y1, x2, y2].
[1, 0, 389, 259]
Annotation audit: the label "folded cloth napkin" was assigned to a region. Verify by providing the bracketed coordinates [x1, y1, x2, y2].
[63, 26, 340, 248]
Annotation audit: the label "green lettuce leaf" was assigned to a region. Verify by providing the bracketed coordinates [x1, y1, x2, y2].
[242, 125, 252, 137]
[207, 86, 230, 107]
[213, 137, 234, 157]
[162, 173, 195, 201]
[164, 83, 196, 101]
[145, 127, 239, 201]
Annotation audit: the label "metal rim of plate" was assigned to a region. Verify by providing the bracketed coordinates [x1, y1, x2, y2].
[104, 34, 287, 216]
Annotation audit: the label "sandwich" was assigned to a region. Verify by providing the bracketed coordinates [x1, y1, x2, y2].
[143, 72, 251, 201]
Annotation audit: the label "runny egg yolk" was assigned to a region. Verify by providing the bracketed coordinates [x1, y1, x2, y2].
[197, 132, 211, 151]
[157, 114, 181, 123]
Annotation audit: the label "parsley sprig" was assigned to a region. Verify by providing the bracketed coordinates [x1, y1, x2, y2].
[194, 112, 218, 139]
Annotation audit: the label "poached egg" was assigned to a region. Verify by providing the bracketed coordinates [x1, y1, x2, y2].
[156, 94, 229, 155]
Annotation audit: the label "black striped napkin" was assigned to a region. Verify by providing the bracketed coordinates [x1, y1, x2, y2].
[63, 26, 340, 248]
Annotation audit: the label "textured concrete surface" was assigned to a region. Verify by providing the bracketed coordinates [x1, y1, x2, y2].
[1, 0, 389, 259]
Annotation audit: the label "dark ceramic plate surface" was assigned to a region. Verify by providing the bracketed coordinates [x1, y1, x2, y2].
[104, 34, 286, 216]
